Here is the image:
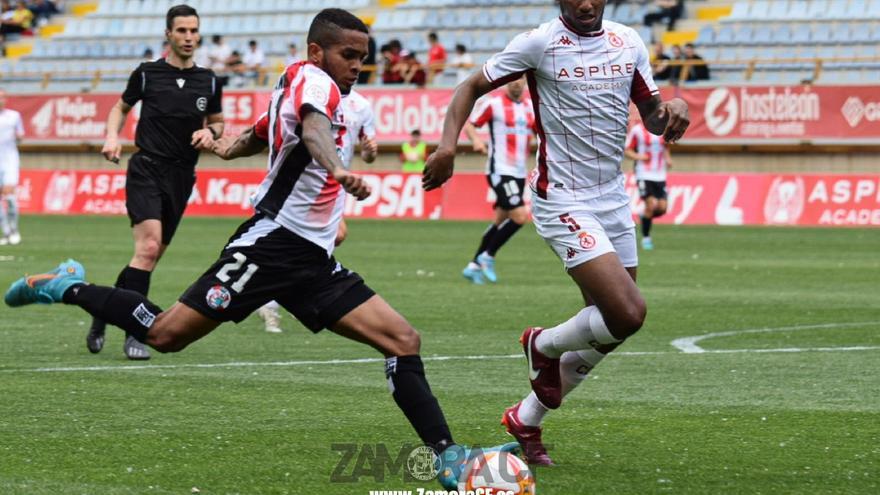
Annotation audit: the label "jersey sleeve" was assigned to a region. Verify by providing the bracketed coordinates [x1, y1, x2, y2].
[207, 74, 223, 114]
[121, 65, 145, 106]
[359, 107, 376, 140]
[294, 72, 341, 121]
[630, 34, 660, 105]
[470, 98, 493, 127]
[482, 29, 545, 89]
[625, 126, 639, 151]
[253, 111, 269, 142]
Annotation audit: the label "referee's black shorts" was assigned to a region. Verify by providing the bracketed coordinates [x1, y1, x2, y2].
[125, 152, 196, 245]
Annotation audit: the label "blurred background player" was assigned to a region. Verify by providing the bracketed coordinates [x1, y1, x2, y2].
[461, 77, 535, 284]
[625, 116, 671, 250]
[256, 85, 379, 333]
[0, 88, 23, 246]
[87, 4, 224, 360]
[423, 0, 689, 465]
[400, 129, 427, 172]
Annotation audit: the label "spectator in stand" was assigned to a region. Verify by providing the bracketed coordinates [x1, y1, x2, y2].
[208, 34, 232, 84]
[242, 39, 266, 84]
[142, 47, 154, 61]
[396, 50, 426, 87]
[381, 40, 404, 85]
[285, 42, 299, 66]
[358, 25, 376, 84]
[193, 37, 209, 67]
[226, 50, 247, 87]
[651, 42, 671, 81]
[667, 44, 684, 83]
[426, 31, 446, 78]
[160, 40, 170, 58]
[1, 1, 34, 39]
[28, 0, 58, 26]
[400, 130, 428, 173]
[683, 43, 710, 81]
[449, 43, 474, 85]
[643, 0, 684, 32]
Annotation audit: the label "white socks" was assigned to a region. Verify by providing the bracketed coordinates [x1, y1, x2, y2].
[518, 348, 608, 426]
[534, 306, 619, 359]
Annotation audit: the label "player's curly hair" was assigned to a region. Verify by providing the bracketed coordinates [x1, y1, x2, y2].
[166, 4, 199, 30]
[307, 8, 369, 48]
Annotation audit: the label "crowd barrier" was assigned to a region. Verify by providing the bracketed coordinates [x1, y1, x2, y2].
[17, 170, 880, 227]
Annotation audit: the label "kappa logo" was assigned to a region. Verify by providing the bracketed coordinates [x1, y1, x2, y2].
[704, 87, 739, 136]
[557, 35, 575, 46]
[566, 247, 578, 260]
[176, 78, 186, 89]
[608, 31, 624, 48]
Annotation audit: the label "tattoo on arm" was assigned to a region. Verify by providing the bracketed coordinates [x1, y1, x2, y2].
[301, 110, 345, 175]
[221, 127, 267, 159]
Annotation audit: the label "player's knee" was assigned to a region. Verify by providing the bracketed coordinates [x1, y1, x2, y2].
[608, 298, 647, 338]
[136, 238, 162, 265]
[509, 208, 529, 225]
[392, 325, 421, 355]
[654, 205, 668, 217]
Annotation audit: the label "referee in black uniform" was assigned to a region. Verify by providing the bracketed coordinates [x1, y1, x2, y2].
[87, 4, 224, 360]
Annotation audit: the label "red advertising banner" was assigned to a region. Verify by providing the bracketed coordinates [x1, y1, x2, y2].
[8, 85, 878, 144]
[16, 170, 880, 227]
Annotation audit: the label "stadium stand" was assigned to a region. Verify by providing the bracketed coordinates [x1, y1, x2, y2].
[1, 0, 879, 91]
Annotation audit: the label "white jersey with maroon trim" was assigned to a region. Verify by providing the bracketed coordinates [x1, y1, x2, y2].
[483, 17, 659, 210]
[470, 93, 535, 178]
[340, 89, 376, 169]
[251, 61, 346, 255]
[626, 122, 668, 182]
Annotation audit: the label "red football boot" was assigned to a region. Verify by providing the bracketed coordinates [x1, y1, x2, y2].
[520, 327, 562, 409]
[501, 402, 554, 466]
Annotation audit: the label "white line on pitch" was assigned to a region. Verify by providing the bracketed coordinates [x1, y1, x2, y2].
[670, 321, 880, 354]
[1, 345, 878, 374]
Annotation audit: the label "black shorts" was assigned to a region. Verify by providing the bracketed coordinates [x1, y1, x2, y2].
[126, 152, 196, 245]
[638, 180, 667, 200]
[488, 175, 526, 210]
[180, 214, 376, 332]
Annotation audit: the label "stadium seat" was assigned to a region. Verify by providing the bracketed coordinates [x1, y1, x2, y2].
[766, 1, 790, 20]
[696, 25, 715, 45]
[750, 1, 772, 20]
[715, 25, 736, 45]
[830, 23, 852, 43]
[733, 25, 754, 44]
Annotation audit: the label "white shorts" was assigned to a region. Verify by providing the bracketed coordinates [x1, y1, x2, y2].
[532, 200, 638, 270]
[0, 151, 20, 187]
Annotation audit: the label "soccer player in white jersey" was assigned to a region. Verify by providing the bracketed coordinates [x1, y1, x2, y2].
[256, 87, 378, 333]
[0, 89, 25, 246]
[461, 77, 536, 284]
[423, 0, 689, 465]
[6, 10, 516, 488]
[625, 117, 671, 250]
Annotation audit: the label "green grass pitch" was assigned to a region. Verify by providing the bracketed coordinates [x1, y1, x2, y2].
[1, 215, 878, 494]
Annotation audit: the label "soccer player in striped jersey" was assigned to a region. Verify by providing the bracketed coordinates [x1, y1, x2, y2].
[6, 9, 516, 488]
[625, 118, 671, 250]
[423, 0, 689, 465]
[461, 77, 536, 284]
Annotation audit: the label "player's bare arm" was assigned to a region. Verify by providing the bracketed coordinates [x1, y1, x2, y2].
[636, 95, 689, 143]
[102, 99, 133, 163]
[423, 71, 494, 190]
[192, 112, 225, 150]
[301, 110, 371, 201]
[664, 148, 673, 168]
[463, 122, 488, 155]
[212, 125, 267, 160]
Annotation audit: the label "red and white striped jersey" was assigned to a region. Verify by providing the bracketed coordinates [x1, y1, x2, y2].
[340, 89, 376, 169]
[626, 123, 668, 182]
[252, 61, 346, 255]
[470, 93, 535, 178]
[483, 17, 659, 210]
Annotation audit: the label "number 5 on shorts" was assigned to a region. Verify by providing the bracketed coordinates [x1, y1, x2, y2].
[216, 252, 259, 293]
[558, 213, 581, 232]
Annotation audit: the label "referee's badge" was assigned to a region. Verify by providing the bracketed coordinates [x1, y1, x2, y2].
[196, 97, 208, 112]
